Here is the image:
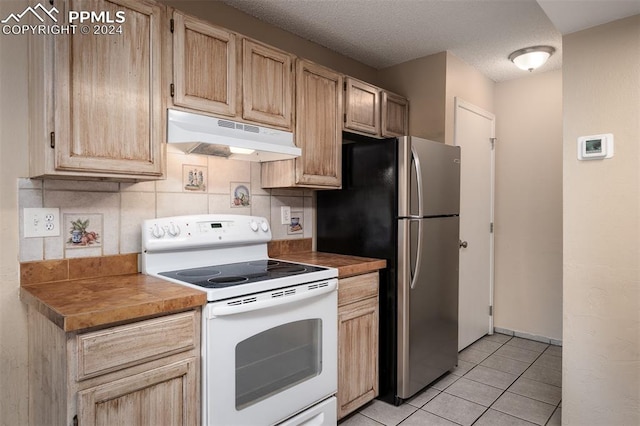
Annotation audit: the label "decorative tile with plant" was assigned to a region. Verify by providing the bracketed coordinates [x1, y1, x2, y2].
[65, 213, 103, 249]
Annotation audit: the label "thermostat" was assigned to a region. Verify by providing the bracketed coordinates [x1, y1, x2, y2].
[577, 133, 614, 160]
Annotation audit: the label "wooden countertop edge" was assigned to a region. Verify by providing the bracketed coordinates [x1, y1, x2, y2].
[273, 251, 387, 278]
[20, 274, 207, 333]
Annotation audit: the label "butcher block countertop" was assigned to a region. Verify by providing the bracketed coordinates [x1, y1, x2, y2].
[274, 251, 386, 278]
[19, 254, 206, 333]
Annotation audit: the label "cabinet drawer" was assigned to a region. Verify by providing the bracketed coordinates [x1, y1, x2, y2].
[76, 311, 197, 380]
[338, 273, 379, 307]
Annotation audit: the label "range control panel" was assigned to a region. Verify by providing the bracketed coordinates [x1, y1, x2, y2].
[142, 214, 271, 253]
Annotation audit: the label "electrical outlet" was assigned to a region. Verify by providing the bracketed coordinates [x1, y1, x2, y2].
[24, 208, 60, 238]
[281, 206, 291, 225]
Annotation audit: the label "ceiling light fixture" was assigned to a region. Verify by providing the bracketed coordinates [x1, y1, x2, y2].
[509, 46, 555, 72]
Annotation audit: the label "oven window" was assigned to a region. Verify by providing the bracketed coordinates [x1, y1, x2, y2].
[235, 319, 322, 410]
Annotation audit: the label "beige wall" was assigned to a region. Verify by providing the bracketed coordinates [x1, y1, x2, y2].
[377, 52, 447, 141]
[444, 52, 495, 146]
[0, 2, 29, 424]
[493, 70, 563, 340]
[563, 15, 640, 424]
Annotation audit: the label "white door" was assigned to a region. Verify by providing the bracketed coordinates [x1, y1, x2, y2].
[454, 98, 495, 351]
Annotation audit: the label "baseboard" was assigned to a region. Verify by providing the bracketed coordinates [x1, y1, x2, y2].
[493, 327, 562, 346]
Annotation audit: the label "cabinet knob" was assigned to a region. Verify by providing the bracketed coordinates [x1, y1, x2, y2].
[459, 240, 468, 249]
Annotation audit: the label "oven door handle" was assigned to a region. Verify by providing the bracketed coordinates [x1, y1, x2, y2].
[207, 280, 338, 318]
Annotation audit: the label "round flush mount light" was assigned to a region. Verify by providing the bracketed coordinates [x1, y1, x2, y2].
[509, 46, 556, 72]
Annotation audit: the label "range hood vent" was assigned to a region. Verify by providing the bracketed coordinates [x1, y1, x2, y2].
[167, 109, 300, 162]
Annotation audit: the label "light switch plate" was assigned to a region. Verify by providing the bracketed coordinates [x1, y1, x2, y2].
[24, 208, 60, 238]
[281, 206, 291, 225]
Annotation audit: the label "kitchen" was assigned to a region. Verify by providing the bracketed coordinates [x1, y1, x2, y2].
[1, 0, 639, 425]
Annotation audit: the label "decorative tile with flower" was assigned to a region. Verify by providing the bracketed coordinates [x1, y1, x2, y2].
[231, 182, 251, 207]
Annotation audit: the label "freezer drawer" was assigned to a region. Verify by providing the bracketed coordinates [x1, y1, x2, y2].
[397, 216, 459, 399]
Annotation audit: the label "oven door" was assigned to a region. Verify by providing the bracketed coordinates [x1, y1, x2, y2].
[202, 279, 338, 426]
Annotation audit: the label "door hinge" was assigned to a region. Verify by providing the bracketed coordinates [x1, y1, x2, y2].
[50, 132, 55, 149]
[490, 222, 494, 233]
[170, 83, 175, 98]
[490, 137, 496, 150]
[343, 113, 346, 123]
[489, 305, 493, 316]
[49, 0, 54, 5]
[170, 18, 174, 33]
[72, 415, 78, 426]
[343, 81, 347, 91]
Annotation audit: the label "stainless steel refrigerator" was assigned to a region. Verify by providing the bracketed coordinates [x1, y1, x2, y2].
[317, 134, 460, 405]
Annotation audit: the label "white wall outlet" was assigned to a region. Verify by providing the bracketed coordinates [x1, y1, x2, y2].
[281, 206, 291, 225]
[24, 208, 60, 238]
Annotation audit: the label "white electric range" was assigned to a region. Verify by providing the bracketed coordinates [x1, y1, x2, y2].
[141, 214, 338, 426]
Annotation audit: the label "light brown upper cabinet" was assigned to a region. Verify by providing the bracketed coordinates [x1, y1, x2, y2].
[172, 11, 238, 117]
[29, 0, 164, 180]
[171, 13, 294, 130]
[343, 77, 409, 139]
[242, 39, 294, 129]
[344, 77, 381, 136]
[261, 59, 343, 188]
[381, 91, 409, 137]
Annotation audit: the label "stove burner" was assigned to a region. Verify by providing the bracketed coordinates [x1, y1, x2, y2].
[208, 276, 250, 285]
[248, 260, 280, 267]
[176, 267, 222, 277]
[267, 265, 308, 274]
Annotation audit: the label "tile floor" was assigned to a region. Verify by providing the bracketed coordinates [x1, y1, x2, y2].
[340, 333, 562, 426]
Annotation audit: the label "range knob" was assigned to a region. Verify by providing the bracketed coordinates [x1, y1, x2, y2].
[167, 223, 180, 237]
[260, 221, 269, 232]
[151, 224, 165, 239]
[250, 220, 259, 232]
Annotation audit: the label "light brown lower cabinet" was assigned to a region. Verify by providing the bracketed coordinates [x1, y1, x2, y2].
[28, 309, 201, 426]
[337, 272, 379, 419]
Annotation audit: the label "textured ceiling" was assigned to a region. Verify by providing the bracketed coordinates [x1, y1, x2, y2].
[221, 0, 639, 82]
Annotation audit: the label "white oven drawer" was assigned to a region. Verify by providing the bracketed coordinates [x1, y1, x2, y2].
[202, 279, 338, 426]
[278, 396, 337, 426]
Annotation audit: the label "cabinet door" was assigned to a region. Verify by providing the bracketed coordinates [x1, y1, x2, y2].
[381, 91, 409, 137]
[242, 39, 293, 129]
[337, 297, 379, 419]
[78, 358, 198, 426]
[344, 77, 380, 136]
[295, 59, 343, 187]
[54, 0, 163, 177]
[172, 11, 237, 116]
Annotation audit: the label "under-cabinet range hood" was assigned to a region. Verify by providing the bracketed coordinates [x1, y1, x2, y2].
[167, 109, 300, 162]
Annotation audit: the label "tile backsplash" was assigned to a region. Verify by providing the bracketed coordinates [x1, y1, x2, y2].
[18, 147, 314, 262]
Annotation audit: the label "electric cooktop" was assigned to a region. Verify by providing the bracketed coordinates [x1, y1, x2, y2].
[159, 259, 328, 289]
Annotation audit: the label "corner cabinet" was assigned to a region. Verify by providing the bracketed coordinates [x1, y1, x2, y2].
[343, 77, 409, 138]
[261, 59, 343, 188]
[28, 309, 201, 426]
[29, 0, 165, 180]
[337, 272, 379, 419]
[171, 11, 294, 130]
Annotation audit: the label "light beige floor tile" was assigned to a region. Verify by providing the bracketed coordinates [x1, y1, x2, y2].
[522, 364, 562, 387]
[532, 353, 562, 371]
[492, 392, 556, 425]
[406, 388, 440, 408]
[430, 373, 460, 391]
[444, 377, 503, 407]
[358, 399, 417, 426]
[483, 333, 512, 344]
[506, 337, 549, 354]
[423, 392, 486, 426]
[450, 359, 475, 376]
[400, 409, 459, 426]
[508, 377, 562, 406]
[464, 365, 518, 390]
[468, 338, 504, 354]
[339, 412, 384, 426]
[494, 345, 540, 364]
[458, 347, 491, 364]
[546, 406, 561, 426]
[473, 409, 537, 426]
[481, 354, 530, 376]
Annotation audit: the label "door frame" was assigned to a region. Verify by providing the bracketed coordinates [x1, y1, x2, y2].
[453, 97, 495, 335]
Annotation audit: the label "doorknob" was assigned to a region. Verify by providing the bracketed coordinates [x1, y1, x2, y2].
[459, 240, 468, 248]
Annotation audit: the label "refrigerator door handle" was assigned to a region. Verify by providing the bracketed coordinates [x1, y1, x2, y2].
[409, 218, 423, 290]
[411, 145, 424, 217]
